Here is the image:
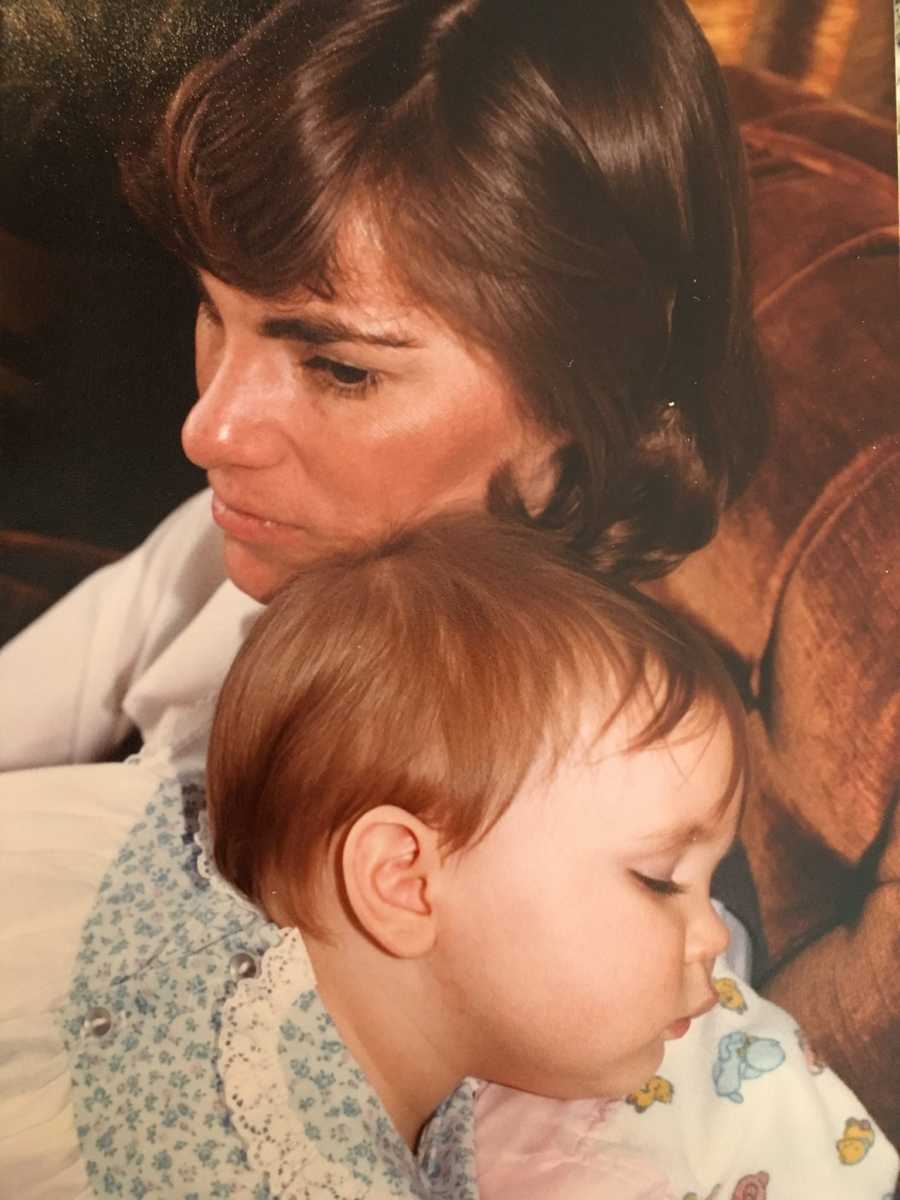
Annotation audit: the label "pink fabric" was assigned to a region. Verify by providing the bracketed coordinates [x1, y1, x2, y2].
[474, 1085, 675, 1200]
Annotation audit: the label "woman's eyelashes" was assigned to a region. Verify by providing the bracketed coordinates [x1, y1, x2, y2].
[632, 870, 688, 898]
[193, 297, 380, 397]
[304, 354, 380, 396]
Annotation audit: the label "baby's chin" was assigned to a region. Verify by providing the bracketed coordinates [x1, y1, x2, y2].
[586, 1043, 668, 1103]
[490, 1043, 666, 1106]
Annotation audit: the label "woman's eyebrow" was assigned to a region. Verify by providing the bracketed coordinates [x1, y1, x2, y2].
[189, 270, 421, 350]
[259, 313, 421, 350]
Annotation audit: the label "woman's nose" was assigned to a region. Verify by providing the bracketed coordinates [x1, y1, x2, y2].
[182, 344, 287, 472]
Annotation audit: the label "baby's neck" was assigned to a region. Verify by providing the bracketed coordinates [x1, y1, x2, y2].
[306, 933, 464, 1150]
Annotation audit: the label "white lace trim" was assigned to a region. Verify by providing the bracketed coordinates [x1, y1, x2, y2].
[218, 929, 371, 1200]
[194, 808, 267, 923]
[194, 822, 371, 1199]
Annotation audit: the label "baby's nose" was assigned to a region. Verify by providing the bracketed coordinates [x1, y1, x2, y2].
[686, 897, 731, 966]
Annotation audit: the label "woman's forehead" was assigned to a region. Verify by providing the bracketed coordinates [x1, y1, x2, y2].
[198, 258, 426, 351]
[196, 250, 512, 391]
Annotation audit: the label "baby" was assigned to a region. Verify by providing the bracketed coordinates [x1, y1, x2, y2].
[20, 513, 897, 1197]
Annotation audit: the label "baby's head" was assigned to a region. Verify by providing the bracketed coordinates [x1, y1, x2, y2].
[208, 513, 747, 1132]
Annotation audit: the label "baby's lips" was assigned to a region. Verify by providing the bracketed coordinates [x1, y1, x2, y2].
[664, 1016, 692, 1040]
[665, 993, 717, 1040]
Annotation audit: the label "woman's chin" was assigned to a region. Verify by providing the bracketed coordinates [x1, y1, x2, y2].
[222, 537, 296, 603]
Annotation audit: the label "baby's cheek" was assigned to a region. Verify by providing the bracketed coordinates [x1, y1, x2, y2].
[620, 911, 685, 1002]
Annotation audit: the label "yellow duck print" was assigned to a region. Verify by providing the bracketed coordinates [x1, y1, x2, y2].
[836, 1117, 875, 1165]
[714, 977, 747, 1014]
[626, 1074, 674, 1113]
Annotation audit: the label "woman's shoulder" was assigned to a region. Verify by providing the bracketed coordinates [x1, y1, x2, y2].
[0, 490, 238, 769]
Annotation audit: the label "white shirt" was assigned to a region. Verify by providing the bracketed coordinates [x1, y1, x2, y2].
[0, 490, 262, 775]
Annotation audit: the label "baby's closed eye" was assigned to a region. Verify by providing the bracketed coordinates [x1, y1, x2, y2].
[631, 871, 687, 898]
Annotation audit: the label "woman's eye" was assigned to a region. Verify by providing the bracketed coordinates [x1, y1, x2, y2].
[632, 871, 687, 898]
[306, 355, 377, 393]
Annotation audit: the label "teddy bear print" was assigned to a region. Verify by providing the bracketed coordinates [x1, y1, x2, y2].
[682, 1174, 768, 1200]
[625, 1074, 674, 1112]
[713, 977, 747, 1014]
[730, 1172, 769, 1199]
[712, 1031, 785, 1102]
[836, 1117, 875, 1164]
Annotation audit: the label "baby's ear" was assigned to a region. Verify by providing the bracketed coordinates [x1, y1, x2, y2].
[341, 806, 441, 958]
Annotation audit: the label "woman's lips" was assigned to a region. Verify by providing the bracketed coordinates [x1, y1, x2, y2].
[211, 493, 305, 545]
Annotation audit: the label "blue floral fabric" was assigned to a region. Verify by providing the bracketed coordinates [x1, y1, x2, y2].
[57, 774, 479, 1199]
[275, 995, 477, 1198]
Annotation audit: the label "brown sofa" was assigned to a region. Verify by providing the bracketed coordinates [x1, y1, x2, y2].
[654, 67, 900, 1145]
[1, 66, 898, 1145]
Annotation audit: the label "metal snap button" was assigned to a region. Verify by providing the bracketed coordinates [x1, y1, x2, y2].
[229, 951, 259, 981]
[84, 1005, 114, 1039]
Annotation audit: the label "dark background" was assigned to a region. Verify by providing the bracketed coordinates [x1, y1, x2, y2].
[1, 1, 272, 549]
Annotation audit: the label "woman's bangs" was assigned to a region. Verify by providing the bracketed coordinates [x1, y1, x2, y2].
[153, 51, 360, 299]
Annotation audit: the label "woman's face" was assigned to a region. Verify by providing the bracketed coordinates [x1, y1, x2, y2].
[184, 233, 558, 601]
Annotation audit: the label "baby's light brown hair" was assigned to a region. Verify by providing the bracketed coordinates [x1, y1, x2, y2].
[207, 513, 748, 934]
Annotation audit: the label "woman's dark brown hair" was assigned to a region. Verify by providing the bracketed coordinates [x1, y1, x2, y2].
[207, 511, 749, 934]
[122, 0, 766, 579]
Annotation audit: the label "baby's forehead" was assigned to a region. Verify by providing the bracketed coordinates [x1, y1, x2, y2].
[525, 694, 741, 825]
[475, 707, 741, 875]
[563, 682, 732, 761]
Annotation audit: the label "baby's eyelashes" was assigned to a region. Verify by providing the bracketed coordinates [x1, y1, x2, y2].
[631, 871, 687, 898]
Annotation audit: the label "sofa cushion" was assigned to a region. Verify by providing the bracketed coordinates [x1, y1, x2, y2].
[0, 531, 118, 645]
[654, 95, 899, 1143]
